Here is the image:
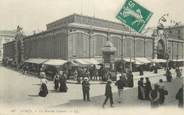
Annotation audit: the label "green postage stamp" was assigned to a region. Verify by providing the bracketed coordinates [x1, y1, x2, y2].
[116, 0, 153, 33]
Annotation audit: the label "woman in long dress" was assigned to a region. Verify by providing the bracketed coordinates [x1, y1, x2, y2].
[144, 77, 152, 100]
[39, 73, 48, 97]
[138, 77, 145, 100]
[53, 73, 60, 91]
[59, 72, 68, 92]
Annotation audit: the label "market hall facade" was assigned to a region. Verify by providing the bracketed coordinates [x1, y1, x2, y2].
[3, 14, 184, 67]
[22, 14, 153, 62]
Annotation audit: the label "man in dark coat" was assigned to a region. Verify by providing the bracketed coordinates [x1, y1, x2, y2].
[103, 80, 114, 107]
[176, 67, 182, 78]
[115, 76, 126, 103]
[153, 64, 158, 73]
[166, 69, 172, 82]
[138, 78, 145, 100]
[82, 77, 90, 101]
[144, 77, 152, 100]
[98, 66, 103, 80]
[53, 73, 60, 91]
[126, 70, 134, 87]
[149, 84, 160, 108]
[176, 86, 183, 108]
[139, 66, 144, 76]
[159, 86, 168, 105]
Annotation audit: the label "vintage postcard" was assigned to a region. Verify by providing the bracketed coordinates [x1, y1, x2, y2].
[0, 0, 183, 115]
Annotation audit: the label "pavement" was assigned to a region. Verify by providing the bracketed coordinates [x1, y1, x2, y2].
[0, 65, 183, 112]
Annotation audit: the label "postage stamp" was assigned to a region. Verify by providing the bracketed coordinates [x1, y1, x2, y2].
[116, 0, 153, 32]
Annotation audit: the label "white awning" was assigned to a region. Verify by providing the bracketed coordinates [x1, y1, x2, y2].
[123, 58, 144, 65]
[151, 59, 167, 63]
[178, 59, 184, 61]
[44, 59, 67, 66]
[172, 59, 184, 62]
[123, 58, 136, 63]
[73, 58, 100, 65]
[24, 58, 48, 64]
[134, 58, 151, 64]
[73, 59, 90, 65]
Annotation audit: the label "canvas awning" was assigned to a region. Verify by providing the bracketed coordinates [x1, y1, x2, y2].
[134, 58, 151, 64]
[73, 58, 101, 66]
[123, 58, 136, 63]
[44, 59, 67, 66]
[134, 61, 144, 65]
[172, 59, 184, 62]
[123, 58, 150, 65]
[24, 58, 48, 64]
[73, 59, 90, 65]
[150, 59, 167, 63]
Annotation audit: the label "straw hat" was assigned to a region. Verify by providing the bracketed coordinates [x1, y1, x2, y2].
[84, 77, 89, 81]
[40, 72, 46, 78]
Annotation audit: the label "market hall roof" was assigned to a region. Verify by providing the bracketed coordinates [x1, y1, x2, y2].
[24, 14, 154, 41]
[46, 13, 129, 31]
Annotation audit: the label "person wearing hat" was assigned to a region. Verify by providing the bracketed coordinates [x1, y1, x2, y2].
[138, 77, 145, 100]
[59, 72, 67, 92]
[166, 69, 172, 82]
[138, 65, 144, 76]
[103, 79, 114, 108]
[40, 72, 47, 84]
[53, 72, 60, 91]
[158, 85, 168, 105]
[175, 66, 182, 78]
[40, 64, 46, 73]
[82, 77, 90, 101]
[126, 70, 134, 87]
[176, 85, 183, 108]
[39, 72, 48, 97]
[149, 84, 160, 108]
[153, 63, 158, 74]
[158, 79, 164, 88]
[115, 75, 126, 103]
[144, 77, 152, 100]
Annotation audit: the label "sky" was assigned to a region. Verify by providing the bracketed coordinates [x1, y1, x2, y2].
[0, 0, 184, 35]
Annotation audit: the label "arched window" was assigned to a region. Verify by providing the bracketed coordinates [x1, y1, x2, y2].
[157, 39, 165, 59]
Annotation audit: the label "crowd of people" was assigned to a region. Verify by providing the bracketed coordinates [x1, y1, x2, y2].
[137, 71, 183, 108]
[36, 65, 183, 108]
[7, 61, 180, 108]
[2, 51, 183, 108]
[137, 77, 169, 107]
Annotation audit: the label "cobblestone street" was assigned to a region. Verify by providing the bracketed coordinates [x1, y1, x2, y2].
[0, 65, 183, 111]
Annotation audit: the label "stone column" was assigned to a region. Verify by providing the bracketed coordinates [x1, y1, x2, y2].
[153, 37, 158, 59]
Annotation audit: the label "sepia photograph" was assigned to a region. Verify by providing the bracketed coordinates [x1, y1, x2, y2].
[0, 0, 183, 115]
